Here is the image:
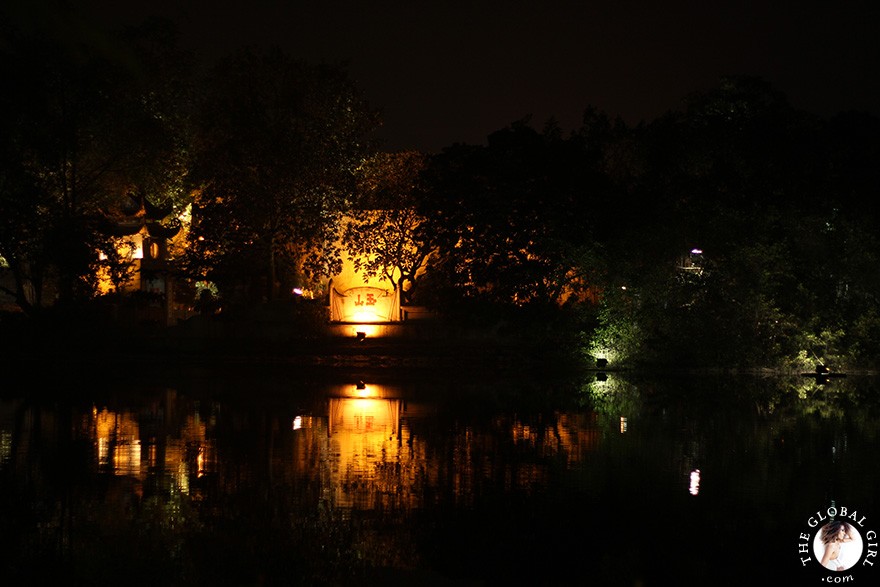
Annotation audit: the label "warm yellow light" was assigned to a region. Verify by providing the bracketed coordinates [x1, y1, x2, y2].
[619, 416, 628, 433]
[351, 310, 381, 323]
[132, 234, 144, 259]
[292, 415, 303, 430]
[331, 397, 397, 432]
[93, 408, 141, 475]
[325, 396, 405, 510]
[350, 324, 378, 337]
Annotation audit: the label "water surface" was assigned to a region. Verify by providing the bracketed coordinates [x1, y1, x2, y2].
[2, 367, 878, 585]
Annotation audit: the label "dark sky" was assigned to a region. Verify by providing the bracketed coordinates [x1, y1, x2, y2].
[31, 1, 880, 152]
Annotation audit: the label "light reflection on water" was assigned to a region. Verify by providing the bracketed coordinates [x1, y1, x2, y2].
[2, 371, 880, 585]
[89, 404, 217, 495]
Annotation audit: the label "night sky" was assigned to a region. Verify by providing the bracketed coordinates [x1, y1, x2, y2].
[22, 0, 880, 153]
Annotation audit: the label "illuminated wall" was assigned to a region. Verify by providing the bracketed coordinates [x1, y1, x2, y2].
[325, 211, 432, 324]
[329, 285, 401, 322]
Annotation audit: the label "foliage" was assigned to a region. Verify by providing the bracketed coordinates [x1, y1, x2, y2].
[580, 76, 880, 370]
[184, 47, 380, 304]
[341, 151, 433, 303]
[785, 328, 855, 373]
[850, 308, 880, 368]
[0, 11, 193, 313]
[95, 236, 139, 293]
[418, 119, 609, 308]
[587, 288, 645, 368]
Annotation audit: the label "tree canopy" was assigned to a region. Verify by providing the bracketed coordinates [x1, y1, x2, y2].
[341, 150, 433, 304]
[0, 11, 193, 313]
[184, 47, 380, 304]
[418, 119, 608, 308]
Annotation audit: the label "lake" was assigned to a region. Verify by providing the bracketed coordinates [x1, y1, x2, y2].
[2, 364, 879, 585]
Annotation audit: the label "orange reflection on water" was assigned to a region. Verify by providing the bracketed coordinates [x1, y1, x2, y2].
[510, 412, 600, 465]
[326, 397, 425, 510]
[93, 408, 142, 476]
[165, 412, 215, 493]
[89, 402, 216, 496]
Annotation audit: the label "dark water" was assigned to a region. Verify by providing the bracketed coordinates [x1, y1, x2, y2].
[2, 366, 879, 586]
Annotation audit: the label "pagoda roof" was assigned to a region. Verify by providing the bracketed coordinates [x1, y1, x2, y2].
[100, 193, 180, 238]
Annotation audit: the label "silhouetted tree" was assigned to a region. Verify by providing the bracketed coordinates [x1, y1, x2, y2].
[593, 76, 880, 368]
[419, 119, 604, 309]
[185, 47, 380, 304]
[341, 151, 434, 303]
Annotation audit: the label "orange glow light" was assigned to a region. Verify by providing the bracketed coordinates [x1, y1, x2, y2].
[350, 324, 378, 337]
